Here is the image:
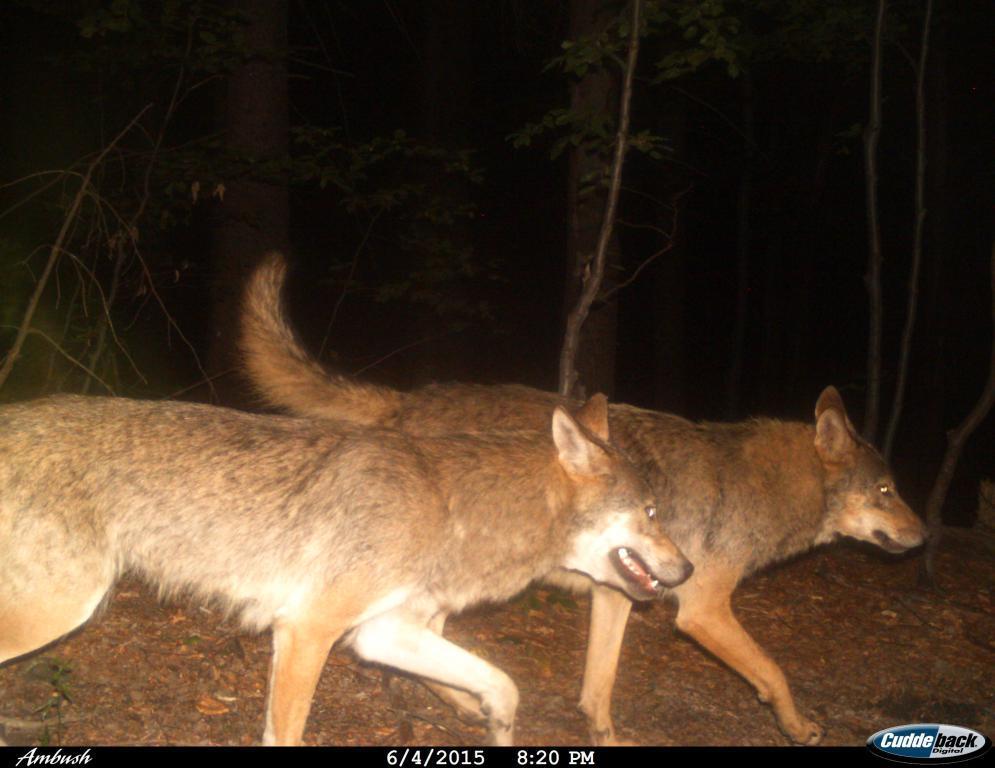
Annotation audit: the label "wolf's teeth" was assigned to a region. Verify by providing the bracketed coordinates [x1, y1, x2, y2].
[618, 547, 629, 558]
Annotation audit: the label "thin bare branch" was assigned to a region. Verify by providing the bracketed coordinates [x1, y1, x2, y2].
[0, 170, 80, 193]
[133, 248, 216, 401]
[884, 0, 933, 458]
[0, 104, 153, 392]
[165, 368, 238, 400]
[174, 74, 225, 112]
[601, 242, 672, 302]
[0, 325, 115, 395]
[665, 84, 770, 165]
[601, 186, 687, 302]
[64, 251, 146, 390]
[45, 282, 82, 393]
[559, 0, 641, 397]
[0, 172, 78, 221]
[921, 240, 995, 586]
[81, 36, 193, 394]
[353, 330, 460, 378]
[320, 210, 383, 359]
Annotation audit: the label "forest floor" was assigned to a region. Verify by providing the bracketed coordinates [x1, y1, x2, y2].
[0, 530, 991, 748]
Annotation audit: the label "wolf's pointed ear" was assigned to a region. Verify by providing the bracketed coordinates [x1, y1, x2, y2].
[573, 393, 610, 442]
[815, 385, 861, 433]
[814, 386, 846, 421]
[814, 386, 857, 464]
[552, 406, 610, 477]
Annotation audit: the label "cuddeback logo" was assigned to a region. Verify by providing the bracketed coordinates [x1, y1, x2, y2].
[868, 724, 991, 764]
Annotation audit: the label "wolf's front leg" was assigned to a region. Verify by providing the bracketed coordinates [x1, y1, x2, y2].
[417, 613, 489, 723]
[673, 568, 823, 745]
[577, 585, 633, 745]
[352, 612, 520, 745]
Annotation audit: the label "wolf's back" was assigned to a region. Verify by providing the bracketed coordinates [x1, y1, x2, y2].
[240, 253, 401, 425]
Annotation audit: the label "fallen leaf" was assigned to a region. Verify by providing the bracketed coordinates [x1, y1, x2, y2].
[196, 694, 230, 716]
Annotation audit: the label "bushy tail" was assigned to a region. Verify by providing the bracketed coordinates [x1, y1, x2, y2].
[239, 252, 401, 425]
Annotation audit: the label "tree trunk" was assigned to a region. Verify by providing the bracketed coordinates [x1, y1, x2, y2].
[883, 0, 933, 459]
[421, 0, 471, 146]
[862, 0, 887, 441]
[786, 81, 838, 403]
[761, 211, 785, 410]
[652, 98, 688, 413]
[408, 0, 474, 387]
[923, 14, 949, 439]
[725, 71, 755, 419]
[207, 0, 289, 405]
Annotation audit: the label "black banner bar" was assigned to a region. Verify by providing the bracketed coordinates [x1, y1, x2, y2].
[0, 745, 914, 768]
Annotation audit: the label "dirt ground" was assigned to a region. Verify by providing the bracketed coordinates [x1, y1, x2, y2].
[0, 531, 991, 747]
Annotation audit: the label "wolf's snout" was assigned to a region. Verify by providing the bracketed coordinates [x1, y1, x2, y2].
[874, 523, 926, 553]
[901, 523, 927, 549]
[661, 555, 694, 588]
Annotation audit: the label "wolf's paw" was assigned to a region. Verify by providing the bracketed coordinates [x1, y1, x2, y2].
[594, 732, 639, 747]
[607, 738, 640, 747]
[590, 728, 616, 746]
[783, 716, 824, 746]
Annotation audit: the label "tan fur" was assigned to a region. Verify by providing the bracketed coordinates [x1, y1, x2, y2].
[239, 252, 928, 745]
[240, 253, 402, 425]
[0, 395, 691, 745]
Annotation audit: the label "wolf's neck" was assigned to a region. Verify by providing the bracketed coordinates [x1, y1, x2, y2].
[619, 415, 830, 576]
[733, 421, 830, 573]
[422, 432, 574, 606]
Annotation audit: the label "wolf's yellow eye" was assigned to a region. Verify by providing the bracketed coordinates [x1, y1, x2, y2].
[878, 484, 892, 496]
[645, 505, 657, 520]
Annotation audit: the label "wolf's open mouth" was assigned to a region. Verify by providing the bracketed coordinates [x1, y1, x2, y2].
[610, 547, 663, 598]
[872, 529, 908, 553]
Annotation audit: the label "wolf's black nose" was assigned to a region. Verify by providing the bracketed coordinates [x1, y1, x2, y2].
[681, 560, 695, 582]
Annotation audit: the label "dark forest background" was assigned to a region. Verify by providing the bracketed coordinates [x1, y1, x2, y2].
[0, 0, 992, 523]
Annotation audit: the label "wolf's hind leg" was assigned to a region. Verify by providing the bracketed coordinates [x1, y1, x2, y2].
[0, 579, 111, 666]
[352, 612, 519, 745]
[673, 567, 823, 745]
